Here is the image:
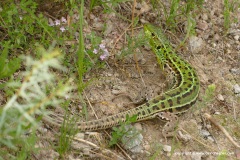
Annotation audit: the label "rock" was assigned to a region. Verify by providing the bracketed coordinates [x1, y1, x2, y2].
[121, 125, 144, 153]
[217, 94, 224, 101]
[134, 123, 143, 131]
[75, 133, 85, 139]
[233, 84, 240, 94]
[207, 136, 215, 142]
[197, 21, 208, 31]
[234, 35, 239, 41]
[143, 144, 151, 151]
[200, 129, 211, 138]
[213, 34, 220, 42]
[189, 36, 204, 54]
[191, 154, 202, 160]
[139, 1, 151, 14]
[202, 13, 208, 21]
[230, 68, 240, 74]
[93, 22, 104, 31]
[178, 130, 192, 141]
[163, 145, 171, 152]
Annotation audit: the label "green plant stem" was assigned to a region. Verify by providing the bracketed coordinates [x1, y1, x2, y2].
[77, 0, 85, 92]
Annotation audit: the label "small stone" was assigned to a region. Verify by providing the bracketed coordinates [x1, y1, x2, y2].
[234, 35, 239, 41]
[226, 49, 231, 54]
[140, 18, 149, 24]
[93, 22, 104, 31]
[207, 136, 215, 142]
[121, 125, 143, 153]
[143, 144, 151, 151]
[206, 124, 212, 129]
[112, 89, 121, 94]
[107, 73, 112, 77]
[189, 36, 204, 54]
[129, 145, 143, 153]
[163, 145, 171, 152]
[202, 13, 208, 21]
[200, 129, 211, 138]
[139, 1, 151, 14]
[214, 111, 221, 115]
[89, 13, 95, 20]
[233, 84, 240, 94]
[191, 154, 202, 160]
[135, 3, 142, 9]
[217, 94, 224, 101]
[134, 123, 142, 131]
[197, 21, 208, 31]
[83, 148, 90, 155]
[213, 34, 220, 41]
[178, 130, 192, 141]
[75, 133, 85, 139]
[230, 68, 240, 74]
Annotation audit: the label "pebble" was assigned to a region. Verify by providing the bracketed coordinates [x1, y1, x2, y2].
[197, 21, 208, 31]
[200, 129, 211, 138]
[163, 145, 171, 152]
[75, 133, 85, 139]
[230, 68, 240, 74]
[178, 130, 192, 141]
[191, 154, 202, 160]
[207, 136, 215, 142]
[121, 125, 144, 153]
[189, 36, 204, 53]
[213, 34, 220, 42]
[112, 89, 121, 94]
[143, 144, 151, 151]
[134, 123, 143, 131]
[214, 111, 221, 115]
[202, 13, 208, 21]
[93, 22, 104, 31]
[217, 94, 224, 101]
[135, 2, 142, 9]
[233, 84, 240, 94]
[234, 35, 239, 41]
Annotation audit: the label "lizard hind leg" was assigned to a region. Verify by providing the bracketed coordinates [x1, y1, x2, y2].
[156, 112, 179, 139]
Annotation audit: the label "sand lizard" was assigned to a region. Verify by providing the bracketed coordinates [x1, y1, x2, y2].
[75, 24, 200, 136]
[46, 24, 200, 137]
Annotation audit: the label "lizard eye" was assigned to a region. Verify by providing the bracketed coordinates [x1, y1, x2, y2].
[151, 33, 155, 36]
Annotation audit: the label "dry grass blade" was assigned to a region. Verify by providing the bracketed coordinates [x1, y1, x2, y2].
[73, 136, 125, 160]
[203, 113, 240, 148]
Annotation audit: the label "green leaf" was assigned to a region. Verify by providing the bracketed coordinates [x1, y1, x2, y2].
[0, 43, 21, 79]
[0, 44, 9, 73]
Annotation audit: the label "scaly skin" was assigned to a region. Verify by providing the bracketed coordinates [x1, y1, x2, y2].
[77, 24, 200, 131]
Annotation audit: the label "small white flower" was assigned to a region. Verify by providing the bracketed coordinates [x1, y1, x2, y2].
[99, 44, 105, 49]
[55, 19, 61, 25]
[100, 52, 109, 60]
[100, 54, 107, 60]
[93, 49, 98, 54]
[61, 17, 67, 24]
[60, 26, 66, 32]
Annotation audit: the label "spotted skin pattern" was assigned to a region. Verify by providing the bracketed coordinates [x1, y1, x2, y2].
[77, 24, 200, 132]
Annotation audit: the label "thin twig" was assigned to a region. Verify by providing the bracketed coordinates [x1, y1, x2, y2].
[73, 135, 125, 160]
[180, 128, 217, 151]
[83, 90, 98, 119]
[203, 113, 240, 148]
